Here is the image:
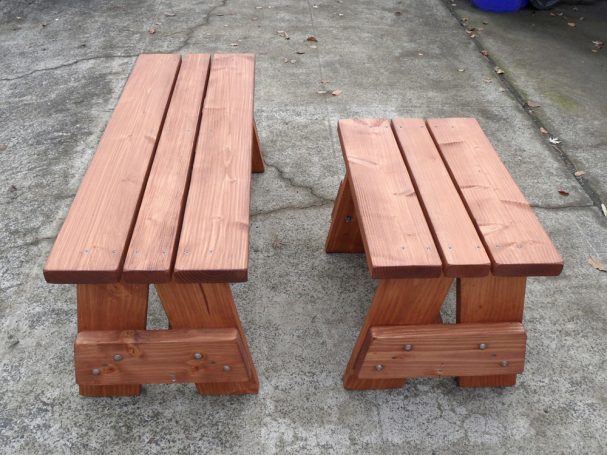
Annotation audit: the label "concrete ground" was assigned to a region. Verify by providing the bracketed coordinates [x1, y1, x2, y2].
[0, 0, 606, 453]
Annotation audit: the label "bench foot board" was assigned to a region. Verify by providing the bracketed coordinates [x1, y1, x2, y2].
[77, 283, 149, 397]
[343, 277, 453, 390]
[155, 282, 259, 395]
[325, 175, 364, 253]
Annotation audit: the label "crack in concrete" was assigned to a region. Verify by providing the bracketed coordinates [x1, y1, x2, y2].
[263, 162, 333, 204]
[251, 200, 332, 218]
[0, 54, 139, 82]
[440, 0, 605, 212]
[0, 236, 54, 254]
[531, 203, 594, 210]
[168, 0, 228, 53]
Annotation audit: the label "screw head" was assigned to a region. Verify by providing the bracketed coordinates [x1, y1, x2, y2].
[500, 360, 509, 367]
[91, 368, 101, 376]
[403, 344, 413, 352]
[479, 343, 487, 350]
[193, 352, 203, 360]
[374, 364, 384, 372]
[344, 215, 353, 223]
[223, 365, 232, 372]
[113, 354, 123, 362]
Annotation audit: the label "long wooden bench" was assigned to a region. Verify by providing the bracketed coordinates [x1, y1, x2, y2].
[44, 53, 265, 397]
[326, 117, 563, 390]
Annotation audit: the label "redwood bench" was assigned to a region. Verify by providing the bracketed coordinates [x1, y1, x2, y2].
[44, 53, 264, 396]
[326, 118, 563, 390]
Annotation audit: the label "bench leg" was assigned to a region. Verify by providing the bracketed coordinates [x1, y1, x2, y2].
[343, 277, 453, 390]
[155, 282, 259, 395]
[252, 119, 265, 173]
[456, 275, 527, 387]
[76, 283, 149, 397]
[325, 175, 364, 253]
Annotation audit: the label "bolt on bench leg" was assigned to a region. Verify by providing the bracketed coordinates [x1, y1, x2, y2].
[76, 283, 149, 397]
[457, 275, 527, 388]
[325, 175, 364, 253]
[344, 277, 453, 390]
[156, 282, 259, 395]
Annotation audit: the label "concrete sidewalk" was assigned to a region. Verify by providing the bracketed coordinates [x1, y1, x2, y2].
[1, 0, 606, 453]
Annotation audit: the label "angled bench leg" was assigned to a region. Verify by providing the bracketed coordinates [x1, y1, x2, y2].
[325, 176, 364, 253]
[156, 282, 259, 395]
[457, 275, 527, 387]
[344, 277, 453, 390]
[77, 283, 148, 397]
[252, 119, 265, 173]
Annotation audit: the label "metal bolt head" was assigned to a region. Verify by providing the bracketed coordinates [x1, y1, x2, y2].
[500, 360, 509, 367]
[374, 364, 384, 372]
[403, 344, 413, 352]
[113, 354, 123, 362]
[344, 215, 353, 223]
[193, 352, 203, 360]
[91, 368, 101, 376]
[223, 365, 232, 372]
[479, 343, 487, 350]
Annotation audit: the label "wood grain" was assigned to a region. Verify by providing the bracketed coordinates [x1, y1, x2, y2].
[325, 177, 364, 253]
[75, 328, 249, 385]
[457, 275, 527, 387]
[392, 118, 491, 277]
[427, 117, 563, 277]
[44, 54, 181, 284]
[338, 119, 442, 279]
[252, 120, 265, 173]
[174, 54, 256, 283]
[155, 281, 259, 395]
[357, 322, 526, 379]
[77, 283, 149, 396]
[343, 276, 453, 390]
[122, 54, 211, 283]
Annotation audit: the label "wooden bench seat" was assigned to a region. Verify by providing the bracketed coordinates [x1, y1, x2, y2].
[326, 117, 562, 390]
[44, 53, 264, 397]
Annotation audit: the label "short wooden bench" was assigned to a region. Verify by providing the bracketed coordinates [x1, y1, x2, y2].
[44, 53, 265, 396]
[326, 118, 563, 390]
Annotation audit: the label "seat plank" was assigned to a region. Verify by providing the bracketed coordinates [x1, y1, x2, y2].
[338, 119, 442, 279]
[427, 118, 563, 276]
[174, 54, 255, 283]
[44, 54, 181, 284]
[392, 118, 491, 277]
[122, 54, 211, 283]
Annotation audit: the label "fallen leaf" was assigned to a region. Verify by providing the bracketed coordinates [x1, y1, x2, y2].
[255, 6, 263, 9]
[277, 30, 290, 40]
[574, 170, 585, 177]
[164, 12, 176, 16]
[317, 90, 327, 94]
[494, 66, 504, 75]
[592, 40, 604, 48]
[540, 127, 548, 134]
[588, 256, 606, 272]
[332, 89, 342, 96]
[148, 27, 156, 34]
[295, 50, 305, 54]
[558, 190, 569, 196]
[527, 100, 541, 108]
[549, 137, 561, 145]
[306, 35, 318, 42]
[601, 203, 607, 217]
[481, 49, 489, 57]
[41, 22, 47, 27]
[457, 68, 465, 72]
[283, 57, 289, 63]
[0, 144, 7, 152]
[483, 21, 488, 25]
[567, 22, 576, 27]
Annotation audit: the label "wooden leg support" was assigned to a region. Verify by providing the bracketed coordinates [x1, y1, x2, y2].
[325, 176, 364, 253]
[457, 275, 527, 387]
[343, 277, 453, 390]
[252, 119, 265, 173]
[155, 282, 259, 395]
[77, 283, 149, 397]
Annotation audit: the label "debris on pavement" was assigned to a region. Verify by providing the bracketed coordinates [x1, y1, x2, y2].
[148, 26, 156, 34]
[494, 66, 504, 75]
[331, 89, 342, 96]
[277, 30, 290, 40]
[558, 190, 569, 196]
[588, 256, 606, 272]
[306, 35, 318, 42]
[549, 137, 562, 145]
[574, 170, 585, 177]
[0, 144, 7, 152]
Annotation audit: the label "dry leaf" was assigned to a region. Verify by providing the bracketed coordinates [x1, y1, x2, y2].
[0, 144, 7, 152]
[540, 127, 548, 134]
[164, 12, 176, 16]
[574, 170, 585, 177]
[481, 49, 489, 57]
[306, 35, 318, 42]
[558, 190, 569, 196]
[277, 30, 290, 40]
[567, 22, 576, 27]
[549, 137, 561, 145]
[588, 256, 606, 272]
[458, 68, 465, 72]
[296, 50, 305, 54]
[283, 58, 289, 63]
[527, 100, 541, 108]
[494, 66, 504, 75]
[602, 203, 607, 217]
[332, 89, 342, 96]
[317, 90, 327, 94]
[148, 27, 156, 34]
